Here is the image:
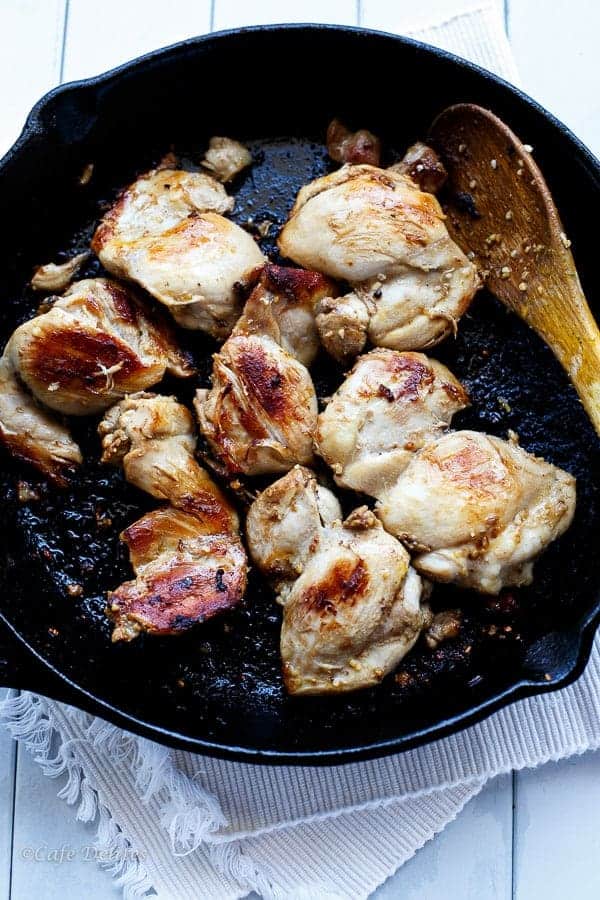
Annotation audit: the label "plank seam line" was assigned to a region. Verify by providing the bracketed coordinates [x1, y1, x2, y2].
[7, 693, 19, 900]
[58, 0, 70, 84]
[511, 770, 517, 900]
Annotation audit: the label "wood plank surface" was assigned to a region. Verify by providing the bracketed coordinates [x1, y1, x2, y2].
[0, 0, 66, 157]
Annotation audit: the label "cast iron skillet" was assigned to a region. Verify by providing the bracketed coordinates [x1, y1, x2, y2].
[0, 24, 599, 765]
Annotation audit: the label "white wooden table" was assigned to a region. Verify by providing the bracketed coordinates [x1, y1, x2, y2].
[0, 1, 599, 897]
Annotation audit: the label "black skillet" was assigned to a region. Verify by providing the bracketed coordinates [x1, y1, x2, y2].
[0, 24, 599, 765]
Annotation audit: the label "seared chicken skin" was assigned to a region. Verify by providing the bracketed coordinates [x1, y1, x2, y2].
[195, 265, 335, 476]
[379, 430, 576, 594]
[99, 393, 245, 641]
[92, 166, 264, 337]
[246, 466, 429, 694]
[316, 351, 576, 594]
[8, 278, 192, 416]
[0, 355, 82, 485]
[278, 164, 479, 363]
[316, 349, 469, 496]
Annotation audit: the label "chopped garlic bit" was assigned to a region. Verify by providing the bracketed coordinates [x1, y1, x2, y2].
[202, 136, 252, 183]
[490, 159, 498, 169]
[425, 610, 462, 650]
[523, 143, 534, 153]
[559, 231, 572, 249]
[17, 481, 40, 503]
[256, 219, 273, 238]
[31, 251, 90, 292]
[78, 162, 94, 186]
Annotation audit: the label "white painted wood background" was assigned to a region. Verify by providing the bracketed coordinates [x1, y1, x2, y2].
[0, 1, 599, 898]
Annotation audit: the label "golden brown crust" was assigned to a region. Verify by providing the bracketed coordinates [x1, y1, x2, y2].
[121, 506, 203, 570]
[0, 354, 82, 485]
[108, 529, 247, 641]
[0, 425, 78, 486]
[261, 263, 336, 305]
[196, 265, 331, 477]
[295, 558, 369, 617]
[99, 393, 247, 640]
[10, 278, 193, 417]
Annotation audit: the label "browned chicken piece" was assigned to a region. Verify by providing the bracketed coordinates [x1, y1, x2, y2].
[99, 393, 246, 640]
[0, 354, 82, 485]
[30, 251, 90, 292]
[100, 393, 238, 531]
[92, 166, 264, 337]
[195, 265, 336, 476]
[316, 349, 469, 495]
[326, 118, 382, 166]
[279, 164, 479, 363]
[246, 466, 429, 694]
[108, 507, 247, 642]
[316, 352, 576, 594]
[389, 142, 448, 194]
[379, 430, 576, 594]
[8, 278, 193, 417]
[201, 136, 253, 182]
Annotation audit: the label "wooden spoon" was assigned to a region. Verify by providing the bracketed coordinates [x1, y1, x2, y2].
[429, 103, 600, 435]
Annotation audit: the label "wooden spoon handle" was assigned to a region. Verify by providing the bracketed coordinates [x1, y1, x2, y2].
[529, 282, 600, 434]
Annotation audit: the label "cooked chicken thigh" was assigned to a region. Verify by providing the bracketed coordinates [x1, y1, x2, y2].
[378, 430, 576, 594]
[389, 142, 448, 195]
[99, 393, 245, 640]
[246, 466, 429, 694]
[316, 351, 576, 594]
[201, 136, 252, 183]
[316, 349, 469, 495]
[92, 166, 265, 337]
[195, 265, 335, 476]
[8, 278, 192, 416]
[278, 164, 479, 363]
[108, 506, 247, 642]
[0, 355, 82, 484]
[326, 119, 382, 166]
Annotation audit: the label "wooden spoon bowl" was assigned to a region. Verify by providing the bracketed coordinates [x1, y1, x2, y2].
[430, 103, 600, 435]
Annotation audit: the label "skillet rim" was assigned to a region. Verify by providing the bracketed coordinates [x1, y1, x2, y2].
[0, 22, 598, 765]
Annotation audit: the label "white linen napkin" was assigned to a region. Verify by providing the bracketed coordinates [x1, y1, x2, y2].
[2, 3, 598, 898]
